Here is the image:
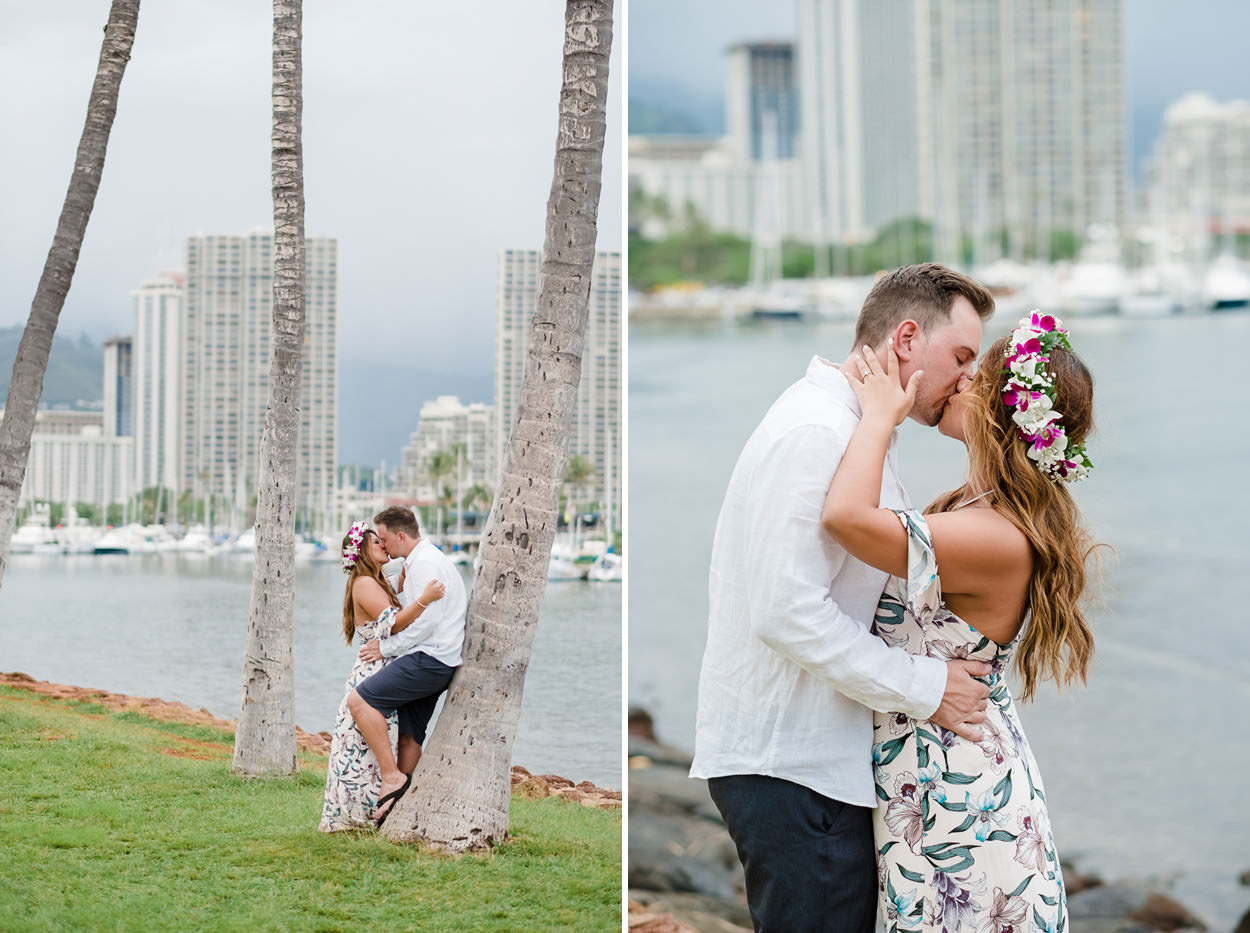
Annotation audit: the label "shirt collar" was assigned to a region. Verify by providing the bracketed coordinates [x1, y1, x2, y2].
[805, 355, 862, 418]
[403, 539, 424, 568]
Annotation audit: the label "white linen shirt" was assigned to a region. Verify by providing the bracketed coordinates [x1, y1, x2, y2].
[380, 537, 467, 668]
[690, 355, 947, 807]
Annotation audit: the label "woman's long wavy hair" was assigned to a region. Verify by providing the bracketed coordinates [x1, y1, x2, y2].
[927, 334, 1099, 701]
[341, 528, 400, 645]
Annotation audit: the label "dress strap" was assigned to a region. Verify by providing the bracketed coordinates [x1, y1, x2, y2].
[952, 490, 992, 510]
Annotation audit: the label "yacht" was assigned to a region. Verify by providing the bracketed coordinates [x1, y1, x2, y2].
[11, 520, 57, 554]
[587, 552, 622, 582]
[1203, 254, 1250, 309]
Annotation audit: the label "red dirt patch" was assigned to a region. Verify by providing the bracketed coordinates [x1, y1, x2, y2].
[3, 672, 620, 808]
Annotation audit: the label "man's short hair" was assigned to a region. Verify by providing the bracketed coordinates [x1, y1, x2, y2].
[853, 263, 996, 349]
[373, 505, 420, 539]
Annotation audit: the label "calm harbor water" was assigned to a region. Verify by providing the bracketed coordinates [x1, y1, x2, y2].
[630, 311, 1250, 931]
[0, 555, 622, 789]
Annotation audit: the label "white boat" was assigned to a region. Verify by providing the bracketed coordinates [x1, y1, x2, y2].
[1203, 254, 1250, 309]
[93, 526, 134, 555]
[587, 552, 622, 582]
[547, 555, 585, 581]
[1058, 261, 1125, 316]
[11, 520, 57, 554]
[232, 528, 257, 553]
[175, 524, 215, 553]
[1058, 224, 1125, 316]
[1119, 267, 1181, 317]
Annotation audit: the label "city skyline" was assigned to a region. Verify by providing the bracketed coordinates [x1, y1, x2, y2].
[0, 1, 623, 467]
[629, 0, 1250, 177]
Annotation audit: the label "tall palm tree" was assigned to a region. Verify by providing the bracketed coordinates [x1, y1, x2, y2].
[232, 0, 305, 777]
[0, 0, 140, 591]
[382, 0, 614, 850]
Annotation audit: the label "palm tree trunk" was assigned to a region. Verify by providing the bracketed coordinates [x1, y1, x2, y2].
[232, 0, 304, 776]
[0, 0, 140, 591]
[383, 0, 613, 850]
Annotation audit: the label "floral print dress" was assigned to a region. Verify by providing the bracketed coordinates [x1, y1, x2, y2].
[872, 511, 1067, 933]
[319, 609, 399, 832]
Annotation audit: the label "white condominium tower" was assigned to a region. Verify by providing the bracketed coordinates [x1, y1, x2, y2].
[797, 0, 1125, 259]
[398, 396, 497, 503]
[130, 273, 182, 498]
[182, 231, 338, 529]
[1146, 93, 1250, 251]
[495, 249, 621, 513]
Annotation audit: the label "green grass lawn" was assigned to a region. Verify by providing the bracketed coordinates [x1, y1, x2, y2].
[0, 685, 621, 932]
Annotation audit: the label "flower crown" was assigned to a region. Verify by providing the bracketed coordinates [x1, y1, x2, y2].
[1002, 310, 1093, 484]
[341, 520, 368, 573]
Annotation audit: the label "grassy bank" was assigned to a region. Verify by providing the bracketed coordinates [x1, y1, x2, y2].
[0, 685, 621, 932]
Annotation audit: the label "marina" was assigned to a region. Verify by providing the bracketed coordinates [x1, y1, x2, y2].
[1, 551, 622, 790]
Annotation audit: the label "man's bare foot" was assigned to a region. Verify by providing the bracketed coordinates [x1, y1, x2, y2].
[372, 773, 412, 826]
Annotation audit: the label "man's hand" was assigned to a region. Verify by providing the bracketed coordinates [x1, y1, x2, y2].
[358, 640, 383, 664]
[930, 659, 993, 741]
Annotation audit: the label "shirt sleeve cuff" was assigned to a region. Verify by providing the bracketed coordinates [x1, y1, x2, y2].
[903, 656, 948, 720]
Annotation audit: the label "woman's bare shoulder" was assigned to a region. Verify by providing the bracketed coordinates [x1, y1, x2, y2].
[929, 506, 1032, 566]
[351, 575, 387, 597]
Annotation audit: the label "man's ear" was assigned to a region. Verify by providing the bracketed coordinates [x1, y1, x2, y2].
[892, 320, 921, 360]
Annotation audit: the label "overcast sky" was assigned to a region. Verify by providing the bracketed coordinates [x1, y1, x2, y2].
[628, 0, 1250, 169]
[0, 0, 622, 466]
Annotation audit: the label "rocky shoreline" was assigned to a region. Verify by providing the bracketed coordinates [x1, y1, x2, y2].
[626, 709, 1248, 933]
[0, 671, 621, 811]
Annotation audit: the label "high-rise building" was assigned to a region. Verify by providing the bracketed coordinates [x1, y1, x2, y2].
[628, 136, 807, 240]
[102, 336, 133, 439]
[918, 0, 1126, 259]
[398, 395, 497, 503]
[495, 249, 621, 515]
[797, 0, 1126, 256]
[130, 272, 183, 497]
[182, 231, 337, 529]
[1146, 93, 1250, 251]
[726, 42, 799, 163]
[7, 410, 132, 509]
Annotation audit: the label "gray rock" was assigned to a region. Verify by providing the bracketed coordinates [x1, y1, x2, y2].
[630, 889, 753, 933]
[630, 733, 697, 769]
[630, 762, 724, 823]
[629, 809, 742, 902]
[1067, 882, 1207, 932]
[1235, 904, 1250, 933]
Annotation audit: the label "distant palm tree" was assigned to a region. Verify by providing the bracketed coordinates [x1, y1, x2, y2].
[383, 0, 614, 850]
[460, 482, 493, 515]
[0, 0, 139, 591]
[232, 0, 305, 777]
[424, 446, 462, 533]
[562, 453, 597, 530]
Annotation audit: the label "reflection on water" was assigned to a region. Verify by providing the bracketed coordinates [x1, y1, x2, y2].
[630, 312, 1250, 930]
[0, 553, 621, 789]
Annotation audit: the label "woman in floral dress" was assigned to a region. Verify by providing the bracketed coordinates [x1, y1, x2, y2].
[823, 313, 1098, 932]
[319, 522, 445, 832]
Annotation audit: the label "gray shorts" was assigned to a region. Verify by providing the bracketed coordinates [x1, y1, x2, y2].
[355, 651, 456, 744]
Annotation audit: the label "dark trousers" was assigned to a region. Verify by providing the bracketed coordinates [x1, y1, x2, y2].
[708, 774, 877, 933]
[354, 651, 455, 744]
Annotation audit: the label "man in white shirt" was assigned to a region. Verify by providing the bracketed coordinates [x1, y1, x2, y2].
[690, 264, 998, 931]
[347, 505, 467, 823]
